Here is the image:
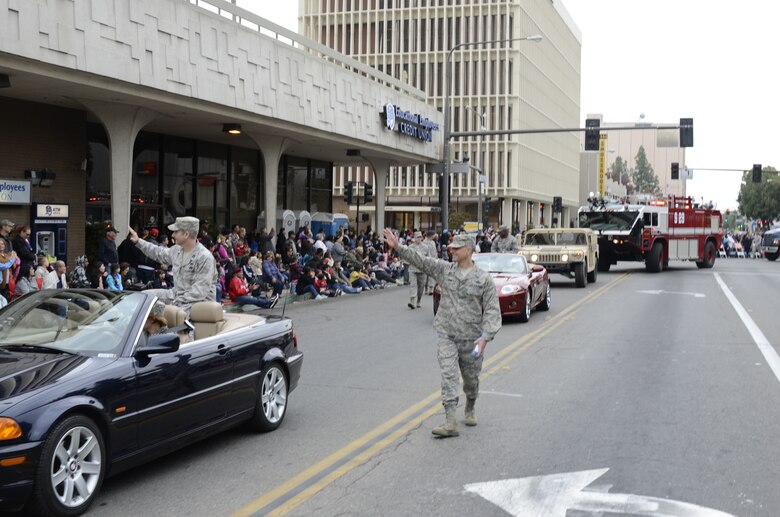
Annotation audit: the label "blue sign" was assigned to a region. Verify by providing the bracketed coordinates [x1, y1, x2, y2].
[381, 103, 440, 143]
[0, 179, 32, 205]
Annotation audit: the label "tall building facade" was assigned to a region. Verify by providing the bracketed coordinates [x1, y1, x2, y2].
[301, 0, 582, 231]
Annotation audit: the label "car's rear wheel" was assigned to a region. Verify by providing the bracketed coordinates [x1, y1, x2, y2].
[518, 290, 532, 323]
[574, 262, 587, 287]
[538, 284, 551, 311]
[27, 415, 106, 517]
[249, 363, 289, 432]
[766, 251, 778, 262]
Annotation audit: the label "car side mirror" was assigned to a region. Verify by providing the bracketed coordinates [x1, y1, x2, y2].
[136, 333, 180, 356]
[531, 265, 545, 273]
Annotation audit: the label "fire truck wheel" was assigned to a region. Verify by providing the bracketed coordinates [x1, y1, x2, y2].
[597, 254, 611, 272]
[587, 261, 597, 283]
[696, 241, 717, 268]
[646, 242, 664, 273]
[574, 262, 587, 287]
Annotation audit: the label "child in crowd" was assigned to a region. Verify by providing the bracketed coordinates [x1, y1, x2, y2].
[106, 264, 123, 291]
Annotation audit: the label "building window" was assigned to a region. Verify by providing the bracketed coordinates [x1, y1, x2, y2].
[231, 147, 260, 231]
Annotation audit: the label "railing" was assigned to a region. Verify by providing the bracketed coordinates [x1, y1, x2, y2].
[187, 0, 427, 101]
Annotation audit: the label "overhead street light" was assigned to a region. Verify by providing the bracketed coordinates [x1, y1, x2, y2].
[441, 34, 543, 229]
[466, 106, 488, 231]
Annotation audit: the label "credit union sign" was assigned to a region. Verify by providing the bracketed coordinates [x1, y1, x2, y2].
[0, 179, 32, 205]
[380, 103, 440, 143]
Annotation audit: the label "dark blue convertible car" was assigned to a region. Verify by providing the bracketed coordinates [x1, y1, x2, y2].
[0, 289, 302, 516]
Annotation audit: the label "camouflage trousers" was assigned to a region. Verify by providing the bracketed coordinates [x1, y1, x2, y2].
[409, 272, 426, 302]
[437, 336, 483, 406]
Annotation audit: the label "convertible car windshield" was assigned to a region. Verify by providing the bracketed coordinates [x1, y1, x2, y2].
[473, 255, 528, 274]
[0, 290, 145, 356]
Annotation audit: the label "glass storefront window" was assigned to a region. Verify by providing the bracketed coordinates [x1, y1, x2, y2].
[285, 157, 309, 211]
[231, 147, 260, 231]
[197, 142, 228, 232]
[162, 137, 195, 226]
[86, 123, 111, 223]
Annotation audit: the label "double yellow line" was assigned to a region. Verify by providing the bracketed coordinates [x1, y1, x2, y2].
[230, 273, 631, 517]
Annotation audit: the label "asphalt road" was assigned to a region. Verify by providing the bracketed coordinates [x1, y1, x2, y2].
[18, 256, 780, 517]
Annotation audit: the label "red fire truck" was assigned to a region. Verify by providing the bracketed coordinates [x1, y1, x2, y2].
[578, 195, 723, 272]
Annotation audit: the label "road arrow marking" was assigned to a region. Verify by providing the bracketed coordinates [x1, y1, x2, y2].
[637, 289, 706, 298]
[464, 468, 735, 517]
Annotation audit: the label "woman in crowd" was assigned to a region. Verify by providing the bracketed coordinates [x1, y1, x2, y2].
[262, 251, 288, 296]
[106, 264, 123, 291]
[295, 267, 322, 299]
[15, 264, 38, 297]
[90, 260, 108, 289]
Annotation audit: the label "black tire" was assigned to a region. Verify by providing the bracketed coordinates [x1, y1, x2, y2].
[597, 253, 611, 272]
[587, 260, 597, 283]
[645, 242, 663, 273]
[767, 252, 779, 262]
[574, 262, 587, 287]
[696, 241, 717, 269]
[537, 283, 551, 311]
[27, 415, 106, 517]
[518, 290, 532, 323]
[248, 362, 289, 432]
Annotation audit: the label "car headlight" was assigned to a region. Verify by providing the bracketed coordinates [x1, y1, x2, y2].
[501, 285, 522, 295]
[774, 239, 779, 246]
[561, 254, 569, 262]
[530, 254, 538, 262]
[0, 418, 22, 440]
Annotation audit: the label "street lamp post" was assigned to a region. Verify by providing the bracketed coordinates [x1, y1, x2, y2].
[466, 106, 487, 231]
[441, 34, 542, 230]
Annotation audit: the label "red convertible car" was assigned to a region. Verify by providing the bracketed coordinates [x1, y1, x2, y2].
[434, 253, 551, 322]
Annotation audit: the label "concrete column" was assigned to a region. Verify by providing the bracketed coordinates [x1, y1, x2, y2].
[363, 157, 393, 231]
[79, 101, 157, 234]
[245, 134, 292, 233]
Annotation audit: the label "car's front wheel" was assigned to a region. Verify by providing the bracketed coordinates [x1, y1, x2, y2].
[518, 290, 532, 323]
[28, 415, 106, 517]
[249, 362, 289, 432]
[537, 283, 551, 311]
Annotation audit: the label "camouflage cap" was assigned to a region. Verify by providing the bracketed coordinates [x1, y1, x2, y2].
[150, 301, 166, 319]
[498, 225, 509, 232]
[168, 216, 200, 234]
[413, 231, 423, 238]
[448, 233, 476, 249]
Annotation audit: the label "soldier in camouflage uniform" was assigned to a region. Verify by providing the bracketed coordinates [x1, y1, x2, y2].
[128, 216, 217, 315]
[383, 228, 501, 438]
[407, 231, 432, 309]
[493, 225, 519, 254]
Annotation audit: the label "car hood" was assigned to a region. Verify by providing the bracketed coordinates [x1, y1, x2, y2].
[0, 352, 94, 410]
[523, 246, 580, 253]
[490, 273, 529, 290]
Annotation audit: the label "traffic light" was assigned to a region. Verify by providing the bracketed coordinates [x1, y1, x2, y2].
[752, 164, 762, 183]
[671, 162, 679, 180]
[585, 118, 600, 151]
[344, 181, 354, 204]
[680, 117, 693, 148]
[484, 197, 493, 213]
[553, 196, 562, 212]
[364, 182, 373, 203]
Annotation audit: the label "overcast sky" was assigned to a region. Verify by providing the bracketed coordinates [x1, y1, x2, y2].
[237, 0, 779, 210]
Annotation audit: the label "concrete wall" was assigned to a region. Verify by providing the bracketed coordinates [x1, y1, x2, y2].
[0, 0, 438, 160]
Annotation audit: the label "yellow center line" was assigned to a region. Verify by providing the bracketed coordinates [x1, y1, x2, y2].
[230, 272, 631, 517]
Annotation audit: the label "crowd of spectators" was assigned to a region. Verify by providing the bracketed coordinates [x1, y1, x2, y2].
[0, 218, 530, 307]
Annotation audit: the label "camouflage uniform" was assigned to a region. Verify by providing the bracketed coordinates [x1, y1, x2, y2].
[423, 234, 438, 294]
[135, 238, 217, 315]
[493, 234, 519, 254]
[397, 243, 501, 408]
[408, 236, 432, 306]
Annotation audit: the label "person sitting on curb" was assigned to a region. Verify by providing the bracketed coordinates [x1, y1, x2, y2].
[228, 268, 279, 309]
[295, 267, 324, 300]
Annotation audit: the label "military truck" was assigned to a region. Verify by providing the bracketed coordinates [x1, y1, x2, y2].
[520, 228, 598, 288]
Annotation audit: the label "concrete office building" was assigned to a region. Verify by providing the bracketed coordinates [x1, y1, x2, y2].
[580, 114, 688, 208]
[0, 0, 439, 266]
[301, 0, 582, 231]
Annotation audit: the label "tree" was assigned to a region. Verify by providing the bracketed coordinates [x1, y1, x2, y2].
[630, 145, 660, 194]
[609, 156, 627, 183]
[738, 166, 780, 222]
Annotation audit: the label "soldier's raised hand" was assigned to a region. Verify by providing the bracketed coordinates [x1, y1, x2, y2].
[382, 228, 400, 250]
[127, 226, 139, 244]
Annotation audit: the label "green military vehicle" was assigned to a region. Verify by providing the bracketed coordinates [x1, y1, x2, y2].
[520, 228, 598, 288]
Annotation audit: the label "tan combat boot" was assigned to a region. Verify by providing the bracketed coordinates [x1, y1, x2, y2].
[432, 404, 459, 437]
[464, 398, 477, 426]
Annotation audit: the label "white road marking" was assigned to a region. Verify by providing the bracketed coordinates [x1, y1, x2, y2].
[465, 469, 735, 516]
[714, 272, 780, 385]
[480, 390, 524, 398]
[636, 289, 706, 298]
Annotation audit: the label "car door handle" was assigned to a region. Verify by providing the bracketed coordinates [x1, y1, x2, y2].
[216, 344, 231, 356]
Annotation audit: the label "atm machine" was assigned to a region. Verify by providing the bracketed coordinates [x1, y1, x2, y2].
[31, 203, 69, 261]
